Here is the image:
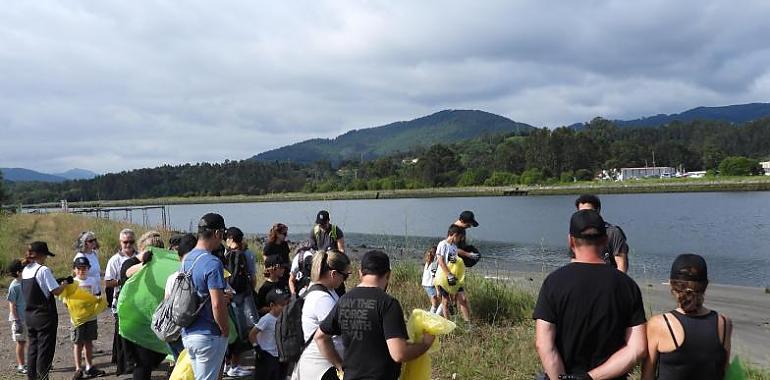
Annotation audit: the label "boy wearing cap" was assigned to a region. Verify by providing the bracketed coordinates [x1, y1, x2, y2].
[249, 288, 290, 380]
[452, 210, 481, 266]
[311, 210, 345, 253]
[70, 257, 105, 379]
[534, 210, 646, 380]
[6, 259, 28, 374]
[315, 250, 435, 380]
[256, 254, 289, 314]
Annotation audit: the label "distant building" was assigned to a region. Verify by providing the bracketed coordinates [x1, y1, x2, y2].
[619, 166, 677, 181]
[401, 158, 419, 165]
[761, 161, 770, 175]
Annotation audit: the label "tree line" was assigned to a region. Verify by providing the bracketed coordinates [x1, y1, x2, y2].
[5, 117, 770, 204]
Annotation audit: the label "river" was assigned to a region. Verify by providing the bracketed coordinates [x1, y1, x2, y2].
[109, 192, 770, 287]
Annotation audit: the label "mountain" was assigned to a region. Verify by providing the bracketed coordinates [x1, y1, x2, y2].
[251, 110, 535, 164]
[1, 167, 97, 182]
[570, 102, 770, 129]
[53, 168, 98, 180]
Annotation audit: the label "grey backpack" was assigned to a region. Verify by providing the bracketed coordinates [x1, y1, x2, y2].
[170, 253, 210, 327]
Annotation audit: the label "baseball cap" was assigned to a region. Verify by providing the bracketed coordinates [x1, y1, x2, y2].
[264, 254, 282, 268]
[569, 209, 607, 240]
[226, 227, 244, 243]
[266, 288, 291, 304]
[176, 233, 198, 256]
[459, 211, 479, 227]
[316, 210, 330, 224]
[361, 250, 391, 276]
[670, 253, 708, 282]
[73, 256, 91, 268]
[29, 241, 55, 257]
[198, 213, 226, 232]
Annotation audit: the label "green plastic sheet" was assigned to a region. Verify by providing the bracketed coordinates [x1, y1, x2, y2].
[725, 356, 747, 380]
[117, 247, 180, 355]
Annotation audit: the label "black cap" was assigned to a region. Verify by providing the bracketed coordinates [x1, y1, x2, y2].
[316, 210, 330, 224]
[569, 210, 607, 239]
[226, 227, 244, 243]
[29, 241, 55, 257]
[361, 250, 391, 276]
[73, 256, 91, 268]
[198, 213, 226, 232]
[264, 254, 282, 268]
[670, 253, 708, 282]
[459, 211, 479, 227]
[177, 233, 198, 256]
[266, 288, 291, 304]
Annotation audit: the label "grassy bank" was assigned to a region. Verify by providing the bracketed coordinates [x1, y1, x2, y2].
[13, 176, 770, 209]
[1, 214, 767, 379]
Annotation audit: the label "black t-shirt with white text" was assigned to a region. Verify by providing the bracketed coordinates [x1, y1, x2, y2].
[319, 286, 408, 380]
[533, 262, 645, 378]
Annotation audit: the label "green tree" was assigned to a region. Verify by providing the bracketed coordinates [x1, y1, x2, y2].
[718, 156, 762, 176]
[456, 168, 490, 186]
[520, 168, 546, 185]
[483, 171, 519, 186]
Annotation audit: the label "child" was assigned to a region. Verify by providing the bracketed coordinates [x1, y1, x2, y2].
[256, 254, 289, 315]
[71, 257, 105, 379]
[436, 224, 470, 321]
[421, 245, 440, 313]
[249, 288, 290, 380]
[6, 259, 28, 374]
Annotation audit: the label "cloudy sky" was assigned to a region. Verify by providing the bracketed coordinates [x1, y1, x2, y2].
[2, 1, 770, 174]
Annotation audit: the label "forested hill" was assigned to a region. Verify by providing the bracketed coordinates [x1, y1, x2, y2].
[570, 102, 770, 129]
[251, 110, 535, 164]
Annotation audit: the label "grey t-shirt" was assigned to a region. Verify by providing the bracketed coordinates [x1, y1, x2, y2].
[602, 224, 629, 268]
[310, 224, 344, 251]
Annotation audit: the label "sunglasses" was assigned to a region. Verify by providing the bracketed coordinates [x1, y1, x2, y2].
[335, 270, 352, 281]
[86, 239, 97, 243]
[121, 240, 135, 244]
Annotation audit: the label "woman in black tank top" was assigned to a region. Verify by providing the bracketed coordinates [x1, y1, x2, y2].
[642, 254, 732, 380]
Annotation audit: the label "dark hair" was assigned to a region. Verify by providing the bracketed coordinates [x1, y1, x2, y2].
[267, 223, 288, 244]
[198, 229, 218, 240]
[311, 249, 351, 282]
[7, 259, 24, 278]
[423, 245, 437, 265]
[670, 279, 707, 313]
[447, 224, 466, 237]
[575, 194, 601, 212]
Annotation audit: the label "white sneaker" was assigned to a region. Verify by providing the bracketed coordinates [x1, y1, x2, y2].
[227, 366, 253, 377]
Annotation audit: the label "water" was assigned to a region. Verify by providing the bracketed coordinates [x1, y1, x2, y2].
[97, 192, 770, 287]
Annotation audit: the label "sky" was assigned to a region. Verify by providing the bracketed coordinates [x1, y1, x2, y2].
[2, 1, 770, 174]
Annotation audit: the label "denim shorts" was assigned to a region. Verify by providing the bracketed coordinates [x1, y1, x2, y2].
[423, 286, 437, 298]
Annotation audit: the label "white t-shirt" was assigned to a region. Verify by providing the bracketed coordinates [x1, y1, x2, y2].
[74, 251, 101, 282]
[256, 312, 279, 357]
[293, 285, 344, 379]
[21, 263, 59, 299]
[436, 239, 457, 277]
[75, 276, 101, 296]
[421, 262, 435, 287]
[164, 271, 179, 298]
[105, 251, 134, 282]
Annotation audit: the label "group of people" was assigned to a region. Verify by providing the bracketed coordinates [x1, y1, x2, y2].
[533, 195, 732, 380]
[5, 196, 734, 380]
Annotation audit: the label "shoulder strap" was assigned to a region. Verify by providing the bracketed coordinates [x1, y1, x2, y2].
[303, 283, 332, 299]
[32, 264, 43, 278]
[183, 252, 207, 274]
[662, 313, 680, 348]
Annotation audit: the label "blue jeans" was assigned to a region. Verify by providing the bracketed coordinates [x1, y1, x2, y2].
[182, 334, 228, 380]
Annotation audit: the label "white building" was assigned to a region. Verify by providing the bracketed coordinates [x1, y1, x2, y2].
[619, 166, 677, 181]
[761, 161, 770, 175]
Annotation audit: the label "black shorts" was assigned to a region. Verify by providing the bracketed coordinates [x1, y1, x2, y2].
[71, 319, 98, 343]
[437, 286, 464, 298]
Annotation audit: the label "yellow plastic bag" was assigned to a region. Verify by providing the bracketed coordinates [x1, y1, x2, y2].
[170, 349, 194, 380]
[433, 257, 466, 294]
[59, 283, 107, 327]
[401, 309, 457, 380]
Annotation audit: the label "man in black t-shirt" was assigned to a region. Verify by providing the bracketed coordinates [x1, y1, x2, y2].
[533, 210, 646, 380]
[575, 194, 630, 273]
[315, 250, 434, 380]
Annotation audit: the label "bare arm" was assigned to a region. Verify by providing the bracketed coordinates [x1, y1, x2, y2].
[50, 282, 67, 296]
[437, 255, 450, 275]
[315, 328, 344, 371]
[210, 288, 229, 337]
[125, 264, 143, 278]
[8, 302, 19, 320]
[588, 324, 647, 380]
[615, 251, 628, 273]
[641, 317, 661, 380]
[105, 279, 119, 288]
[288, 272, 297, 295]
[248, 326, 260, 345]
[336, 238, 345, 254]
[386, 334, 435, 363]
[722, 315, 733, 375]
[535, 319, 565, 380]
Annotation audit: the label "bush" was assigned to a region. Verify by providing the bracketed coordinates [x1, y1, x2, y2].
[574, 169, 594, 181]
[484, 171, 519, 186]
[520, 168, 546, 185]
[456, 169, 490, 186]
[560, 171, 575, 183]
[718, 156, 762, 176]
[465, 274, 535, 324]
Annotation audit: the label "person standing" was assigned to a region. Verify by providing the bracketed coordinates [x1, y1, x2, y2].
[21, 241, 70, 380]
[106, 228, 137, 375]
[6, 259, 28, 375]
[74, 231, 102, 283]
[315, 250, 434, 380]
[642, 254, 732, 380]
[435, 225, 470, 321]
[452, 210, 481, 266]
[182, 213, 230, 380]
[575, 195, 630, 273]
[70, 257, 106, 379]
[310, 210, 345, 253]
[534, 210, 646, 380]
[223, 226, 257, 378]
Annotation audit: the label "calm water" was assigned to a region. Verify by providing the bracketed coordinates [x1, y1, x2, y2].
[110, 192, 770, 287]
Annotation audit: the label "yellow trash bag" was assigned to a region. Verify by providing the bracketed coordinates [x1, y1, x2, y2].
[433, 257, 466, 295]
[170, 349, 194, 380]
[59, 283, 107, 327]
[401, 309, 457, 380]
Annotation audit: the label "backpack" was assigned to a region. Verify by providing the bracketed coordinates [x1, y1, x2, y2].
[171, 253, 210, 327]
[275, 283, 330, 363]
[225, 249, 251, 294]
[296, 252, 314, 291]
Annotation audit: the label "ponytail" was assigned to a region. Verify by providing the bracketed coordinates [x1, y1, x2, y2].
[311, 249, 351, 283]
[670, 279, 707, 314]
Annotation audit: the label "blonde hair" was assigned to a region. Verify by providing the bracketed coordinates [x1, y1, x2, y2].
[138, 231, 164, 252]
[311, 249, 350, 283]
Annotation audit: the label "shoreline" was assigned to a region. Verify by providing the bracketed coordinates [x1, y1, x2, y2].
[14, 177, 770, 209]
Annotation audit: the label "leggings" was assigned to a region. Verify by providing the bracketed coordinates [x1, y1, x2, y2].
[125, 340, 166, 380]
[27, 323, 57, 380]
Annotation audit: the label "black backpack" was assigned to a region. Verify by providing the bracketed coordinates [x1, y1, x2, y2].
[225, 249, 252, 294]
[275, 284, 330, 363]
[296, 252, 314, 291]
